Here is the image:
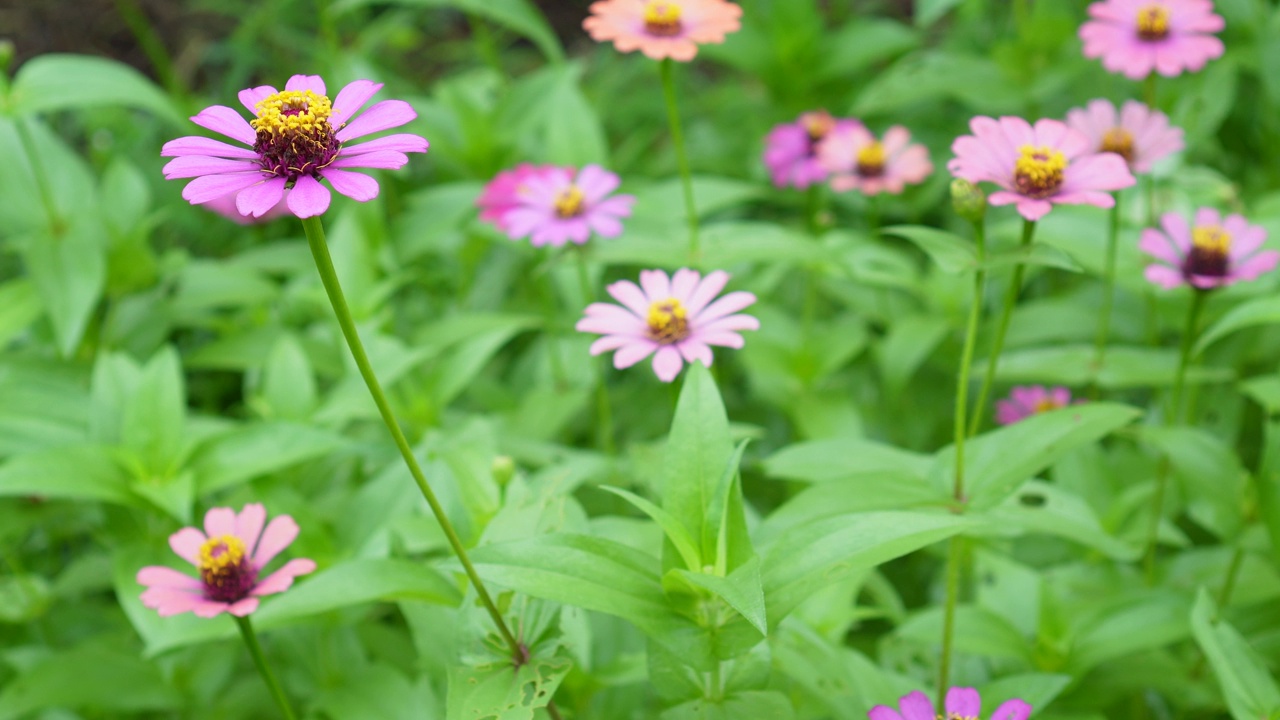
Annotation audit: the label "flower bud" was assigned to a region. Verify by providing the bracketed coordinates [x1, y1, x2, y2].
[491, 455, 516, 487]
[950, 179, 987, 223]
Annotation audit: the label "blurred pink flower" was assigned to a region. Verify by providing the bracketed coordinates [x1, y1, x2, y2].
[1140, 208, 1278, 290]
[870, 688, 1031, 720]
[137, 504, 316, 618]
[583, 0, 742, 62]
[495, 165, 635, 247]
[996, 386, 1075, 426]
[162, 75, 428, 219]
[1066, 99, 1184, 174]
[1079, 0, 1224, 80]
[818, 123, 933, 195]
[202, 190, 290, 224]
[576, 268, 758, 382]
[762, 111, 852, 189]
[949, 116, 1135, 221]
[476, 164, 563, 232]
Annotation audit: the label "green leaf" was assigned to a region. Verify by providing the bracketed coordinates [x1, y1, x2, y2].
[24, 220, 107, 357]
[1191, 589, 1280, 720]
[1259, 422, 1280, 569]
[1195, 295, 1280, 356]
[1241, 374, 1280, 415]
[120, 346, 187, 478]
[190, 421, 347, 493]
[541, 65, 608, 166]
[0, 278, 42, 348]
[1067, 592, 1191, 672]
[601, 485, 702, 571]
[5, 54, 182, 123]
[982, 242, 1083, 273]
[882, 225, 978, 273]
[983, 343, 1234, 387]
[976, 481, 1139, 560]
[897, 604, 1033, 662]
[446, 656, 572, 720]
[0, 638, 181, 720]
[915, 0, 965, 26]
[257, 333, 319, 421]
[665, 556, 768, 636]
[662, 691, 796, 720]
[1138, 426, 1247, 539]
[760, 471, 947, 544]
[763, 437, 932, 483]
[664, 362, 734, 568]
[815, 19, 919, 81]
[853, 51, 1022, 116]
[0, 444, 133, 505]
[330, 0, 564, 62]
[0, 574, 52, 624]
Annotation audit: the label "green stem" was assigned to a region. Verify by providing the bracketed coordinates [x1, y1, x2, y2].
[937, 536, 964, 708]
[540, 265, 569, 389]
[1215, 546, 1245, 616]
[1091, 193, 1122, 396]
[659, 58, 699, 259]
[235, 616, 298, 720]
[968, 219, 1037, 436]
[300, 216, 525, 662]
[1144, 74, 1158, 109]
[576, 248, 616, 455]
[866, 196, 882, 238]
[954, 221, 987, 502]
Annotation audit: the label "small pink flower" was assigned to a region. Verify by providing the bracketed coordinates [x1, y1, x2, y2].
[762, 111, 853, 189]
[818, 123, 933, 195]
[476, 164, 562, 233]
[949, 116, 1136, 222]
[1065, 99, 1184, 174]
[162, 75, 428, 219]
[583, 0, 742, 62]
[996, 386, 1075, 425]
[576, 268, 758, 382]
[869, 688, 1032, 720]
[496, 165, 635, 248]
[137, 504, 316, 618]
[1140, 208, 1279, 290]
[1080, 0, 1224, 80]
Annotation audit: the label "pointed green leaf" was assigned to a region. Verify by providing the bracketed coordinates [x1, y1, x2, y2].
[882, 225, 977, 273]
[664, 362, 733, 567]
[1191, 589, 1280, 720]
[601, 485, 701, 571]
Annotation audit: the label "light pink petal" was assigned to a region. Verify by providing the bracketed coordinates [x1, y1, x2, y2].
[251, 558, 317, 596]
[670, 268, 701, 302]
[1139, 228, 1185, 266]
[576, 165, 621, 203]
[652, 346, 685, 382]
[699, 331, 748, 348]
[330, 80, 384, 127]
[238, 85, 278, 115]
[330, 150, 409, 170]
[169, 527, 206, 565]
[676, 340, 714, 367]
[335, 100, 417, 142]
[253, 515, 301, 567]
[182, 173, 269, 205]
[1051, 190, 1116, 208]
[899, 691, 937, 720]
[137, 565, 202, 590]
[592, 195, 635, 218]
[699, 315, 760, 334]
[237, 176, 288, 217]
[1229, 227, 1267, 260]
[588, 335, 638, 354]
[288, 175, 332, 218]
[227, 597, 261, 616]
[613, 340, 659, 369]
[340, 133, 429, 156]
[1145, 264, 1186, 289]
[236, 504, 268, 557]
[1234, 251, 1280, 282]
[204, 507, 237, 538]
[161, 135, 257, 159]
[163, 156, 262, 180]
[191, 105, 257, 146]
[684, 270, 731, 316]
[285, 75, 326, 95]
[606, 280, 652, 317]
[695, 291, 757, 324]
[640, 269, 673, 301]
[325, 169, 381, 202]
[141, 587, 207, 616]
[1060, 153, 1135, 193]
[587, 211, 624, 239]
[869, 706, 905, 720]
[992, 699, 1033, 720]
[946, 688, 981, 718]
[1161, 212, 1193, 251]
[191, 600, 232, 618]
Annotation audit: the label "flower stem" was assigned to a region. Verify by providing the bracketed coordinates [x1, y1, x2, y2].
[1091, 193, 1122, 397]
[968, 219, 1037, 436]
[937, 536, 964, 709]
[659, 58, 699, 259]
[954, 221, 988, 501]
[300, 216, 525, 662]
[576, 248, 616, 455]
[234, 615, 298, 720]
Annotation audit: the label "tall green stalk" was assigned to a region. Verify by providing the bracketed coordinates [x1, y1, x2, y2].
[937, 536, 964, 708]
[1091, 193, 1122, 395]
[576, 247, 616, 455]
[968, 219, 1037, 436]
[659, 58, 700, 258]
[235, 616, 299, 720]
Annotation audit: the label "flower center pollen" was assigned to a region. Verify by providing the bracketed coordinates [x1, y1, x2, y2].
[1136, 4, 1171, 41]
[801, 111, 834, 142]
[1033, 398, 1064, 414]
[1101, 127, 1135, 164]
[856, 141, 887, 177]
[250, 90, 343, 182]
[1013, 145, 1067, 199]
[647, 298, 690, 345]
[554, 186, 586, 218]
[197, 535, 258, 603]
[1185, 225, 1232, 278]
[644, 1, 683, 37]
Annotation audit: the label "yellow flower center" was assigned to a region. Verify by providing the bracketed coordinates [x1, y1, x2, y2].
[647, 298, 690, 345]
[249, 89, 343, 180]
[1136, 4, 1171, 41]
[250, 90, 334, 137]
[1033, 398, 1064, 414]
[1101, 127, 1135, 164]
[1187, 225, 1232, 278]
[1013, 145, 1067, 199]
[644, 0, 683, 37]
[554, 186, 586, 218]
[198, 535, 247, 575]
[801, 111, 834, 141]
[856, 140, 887, 177]
[1193, 225, 1231, 254]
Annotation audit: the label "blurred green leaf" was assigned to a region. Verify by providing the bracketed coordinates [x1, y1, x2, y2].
[447, 656, 572, 720]
[331, 0, 564, 62]
[0, 638, 182, 720]
[1192, 589, 1280, 720]
[5, 54, 182, 123]
[882, 225, 977, 274]
[1196, 295, 1280, 356]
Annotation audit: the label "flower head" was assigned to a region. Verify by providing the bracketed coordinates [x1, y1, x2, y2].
[486, 165, 635, 248]
[583, 0, 742, 62]
[997, 386, 1076, 425]
[162, 75, 429, 219]
[137, 504, 316, 618]
[869, 688, 1031, 720]
[949, 116, 1135, 221]
[476, 164, 563, 233]
[1140, 208, 1278, 290]
[576, 268, 758, 382]
[1065, 99, 1184, 174]
[762, 111, 853, 189]
[819, 123, 933, 196]
[1080, 0, 1224, 80]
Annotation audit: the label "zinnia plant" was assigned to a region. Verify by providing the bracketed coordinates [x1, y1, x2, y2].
[819, 122, 933, 196]
[1140, 208, 1278, 290]
[870, 688, 1031, 720]
[1079, 0, 1225, 80]
[762, 110, 848, 189]
[996, 385, 1076, 425]
[1065, 99, 1184, 174]
[583, 0, 743, 62]
[481, 164, 635, 247]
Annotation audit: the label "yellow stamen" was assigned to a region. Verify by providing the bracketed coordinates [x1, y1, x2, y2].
[856, 141, 886, 177]
[801, 111, 834, 141]
[1033, 398, 1063, 414]
[554, 186, 586, 218]
[251, 90, 334, 136]
[1101, 127, 1135, 164]
[644, 0, 683, 36]
[647, 298, 690, 345]
[198, 535, 247, 574]
[1192, 225, 1231, 254]
[1136, 4, 1171, 41]
[1014, 145, 1067, 199]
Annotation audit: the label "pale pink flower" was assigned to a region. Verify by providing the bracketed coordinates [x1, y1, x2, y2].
[1065, 99, 1184, 174]
[477, 164, 560, 232]
[949, 116, 1136, 222]
[137, 504, 316, 618]
[818, 123, 933, 195]
[497, 165, 635, 248]
[1140, 208, 1278, 290]
[870, 688, 1031, 720]
[1079, 0, 1224, 80]
[576, 268, 758, 382]
[584, 0, 742, 62]
[996, 386, 1075, 425]
[762, 111, 853, 189]
[162, 75, 429, 219]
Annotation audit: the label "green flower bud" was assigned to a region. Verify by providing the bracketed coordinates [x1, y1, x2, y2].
[950, 179, 987, 223]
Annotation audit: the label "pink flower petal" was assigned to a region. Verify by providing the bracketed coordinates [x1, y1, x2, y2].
[1145, 264, 1186, 289]
[607, 280, 654, 318]
[330, 150, 409, 170]
[182, 173, 269, 205]
[227, 597, 261, 616]
[325, 169, 381, 202]
[141, 587, 207, 616]
[192, 600, 232, 618]
[169, 527, 206, 565]
[340, 133, 429, 156]
[946, 687, 981, 718]
[285, 75, 326, 95]
[898, 691, 936, 720]
[676, 340, 714, 367]
[336, 100, 417, 142]
[204, 507, 237, 538]
[695, 291, 757, 324]
[236, 504, 268, 557]
[577, 165, 621, 203]
[191, 105, 257, 146]
[685, 270, 731, 316]
[640, 269, 673, 301]
[137, 565, 202, 589]
[331, 79, 384, 127]
[652, 346, 685, 382]
[613, 339, 659, 369]
[161, 135, 257, 159]
[163, 156, 263, 180]
[992, 699, 1033, 720]
[237, 177, 288, 218]
[253, 515, 300, 567]
[288, 175, 332, 218]
[238, 85, 278, 115]
[869, 706, 905, 720]
[1139, 228, 1184, 266]
[251, 558, 317, 596]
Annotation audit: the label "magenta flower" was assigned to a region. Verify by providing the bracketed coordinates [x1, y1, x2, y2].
[202, 190, 290, 225]
[1140, 208, 1279, 290]
[997, 385, 1075, 425]
[496, 165, 635, 248]
[162, 75, 429, 219]
[477, 164, 560, 233]
[818, 123, 933, 196]
[869, 688, 1031, 720]
[949, 116, 1136, 221]
[1080, 0, 1224, 80]
[137, 504, 316, 618]
[762, 111, 851, 189]
[1065, 99, 1184, 174]
[576, 268, 758, 382]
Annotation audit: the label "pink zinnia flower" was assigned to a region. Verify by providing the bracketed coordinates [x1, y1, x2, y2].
[1140, 208, 1279, 290]
[996, 385, 1075, 425]
[583, 0, 742, 62]
[576, 268, 758, 382]
[162, 75, 429, 219]
[476, 164, 558, 232]
[762, 111, 852, 189]
[869, 688, 1031, 720]
[818, 123, 933, 195]
[949, 116, 1136, 222]
[137, 504, 316, 618]
[1080, 0, 1225, 80]
[1065, 99, 1184, 174]
[497, 165, 635, 248]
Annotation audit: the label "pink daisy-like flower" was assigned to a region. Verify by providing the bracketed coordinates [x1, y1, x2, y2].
[583, 0, 742, 62]
[869, 688, 1032, 720]
[1080, 0, 1224, 80]
[497, 165, 635, 248]
[576, 268, 758, 382]
[1065, 99, 1184, 174]
[818, 123, 933, 195]
[996, 385, 1075, 425]
[476, 164, 560, 233]
[137, 504, 316, 618]
[162, 75, 429, 219]
[1140, 208, 1279, 290]
[762, 111, 853, 189]
[949, 116, 1136, 222]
